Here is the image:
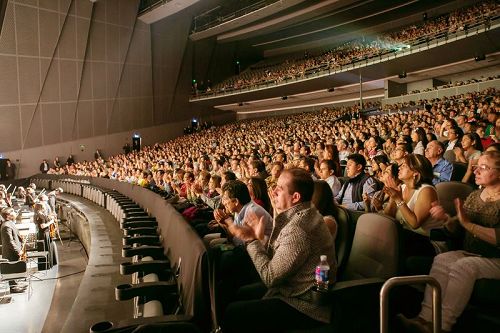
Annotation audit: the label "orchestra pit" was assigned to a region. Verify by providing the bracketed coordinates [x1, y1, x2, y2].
[1, 0, 500, 332]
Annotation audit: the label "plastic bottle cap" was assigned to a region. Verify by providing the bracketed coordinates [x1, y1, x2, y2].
[320, 255, 327, 261]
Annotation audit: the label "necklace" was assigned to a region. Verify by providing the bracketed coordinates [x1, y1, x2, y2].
[483, 188, 500, 202]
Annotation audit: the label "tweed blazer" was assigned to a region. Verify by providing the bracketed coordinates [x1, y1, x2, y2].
[247, 202, 336, 323]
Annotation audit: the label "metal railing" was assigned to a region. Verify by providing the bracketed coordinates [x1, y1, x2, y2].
[380, 275, 442, 333]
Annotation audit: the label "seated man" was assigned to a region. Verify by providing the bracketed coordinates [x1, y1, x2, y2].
[208, 180, 273, 314]
[425, 140, 453, 185]
[0, 208, 27, 293]
[223, 168, 336, 333]
[335, 154, 377, 210]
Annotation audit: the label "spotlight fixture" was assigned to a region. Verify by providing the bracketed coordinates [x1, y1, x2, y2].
[282, 96, 288, 100]
[398, 71, 407, 79]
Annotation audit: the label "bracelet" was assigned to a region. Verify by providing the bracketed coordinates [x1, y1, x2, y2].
[396, 200, 405, 207]
[470, 224, 477, 237]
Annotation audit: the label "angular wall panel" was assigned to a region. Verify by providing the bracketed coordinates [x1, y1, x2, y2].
[0, 3, 16, 54]
[15, 4, 38, 56]
[59, 60, 77, 101]
[18, 57, 40, 104]
[39, 9, 60, 57]
[77, 100, 92, 138]
[40, 59, 60, 103]
[21, 104, 42, 149]
[60, 102, 77, 142]
[0, 55, 19, 105]
[0, 105, 22, 151]
[41, 103, 61, 145]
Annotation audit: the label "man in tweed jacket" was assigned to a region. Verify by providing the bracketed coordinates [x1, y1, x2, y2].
[223, 168, 336, 332]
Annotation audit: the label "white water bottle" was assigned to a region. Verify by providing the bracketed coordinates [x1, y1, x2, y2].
[315, 255, 330, 292]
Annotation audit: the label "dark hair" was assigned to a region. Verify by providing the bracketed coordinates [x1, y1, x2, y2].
[347, 153, 367, 169]
[250, 160, 266, 173]
[463, 133, 483, 152]
[386, 163, 400, 182]
[222, 180, 251, 206]
[372, 154, 389, 166]
[222, 171, 237, 182]
[249, 177, 272, 214]
[413, 127, 428, 147]
[311, 180, 336, 217]
[320, 159, 336, 172]
[403, 154, 434, 188]
[299, 156, 315, 172]
[282, 168, 314, 203]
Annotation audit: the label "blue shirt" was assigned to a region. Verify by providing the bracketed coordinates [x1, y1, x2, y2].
[432, 158, 453, 185]
[335, 176, 377, 211]
[232, 201, 273, 246]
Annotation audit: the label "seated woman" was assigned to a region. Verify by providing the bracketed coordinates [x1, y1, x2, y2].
[370, 154, 390, 182]
[454, 132, 483, 164]
[411, 127, 429, 156]
[247, 177, 272, 215]
[363, 162, 400, 213]
[462, 141, 499, 184]
[312, 180, 338, 239]
[399, 150, 500, 333]
[384, 154, 441, 257]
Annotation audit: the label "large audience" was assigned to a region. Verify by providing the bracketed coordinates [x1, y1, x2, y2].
[41, 88, 499, 182]
[199, 0, 498, 95]
[5, 86, 498, 332]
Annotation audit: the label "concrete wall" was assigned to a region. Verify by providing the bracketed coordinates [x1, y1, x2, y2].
[0, 0, 236, 177]
[0, 0, 154, 153]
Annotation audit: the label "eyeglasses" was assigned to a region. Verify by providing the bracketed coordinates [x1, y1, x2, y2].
[473, 165, 500, 172]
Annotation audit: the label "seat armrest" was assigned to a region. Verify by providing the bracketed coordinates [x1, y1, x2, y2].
[120, 260, 170, 275]
[121, 221, 158, 229]
[115, 281, 177, 301]
[122, 235, 160, 246]
[330, 278, 386, 299]
[123, 227, 158, 236]
[122, 245, 164, 259]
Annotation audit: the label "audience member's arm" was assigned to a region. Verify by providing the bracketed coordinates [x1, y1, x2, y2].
[455, 198, 498, 246]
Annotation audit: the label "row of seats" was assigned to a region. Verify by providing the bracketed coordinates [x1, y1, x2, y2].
[324, 181, 499, 332]
[32, 177, 210, 333]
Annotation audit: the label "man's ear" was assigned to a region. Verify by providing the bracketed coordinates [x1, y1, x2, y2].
[291, 192, 301, 204]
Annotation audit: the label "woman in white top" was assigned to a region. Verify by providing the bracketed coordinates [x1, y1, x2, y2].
[411, 127, 428, 156]
[454, 132, 483, 164]
[384, 154, 440, 257]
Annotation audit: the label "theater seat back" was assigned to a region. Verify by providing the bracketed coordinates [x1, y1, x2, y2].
[340, 213, 399, 281]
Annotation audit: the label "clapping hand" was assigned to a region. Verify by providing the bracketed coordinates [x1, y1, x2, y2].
[383, 176, 402, 202]
[429, 201, 448, 221]
[237, 210, 265, 242]
[454, 198, 472, 229]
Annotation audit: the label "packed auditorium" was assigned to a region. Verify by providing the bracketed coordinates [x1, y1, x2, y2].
[0, 0, 499, 332]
